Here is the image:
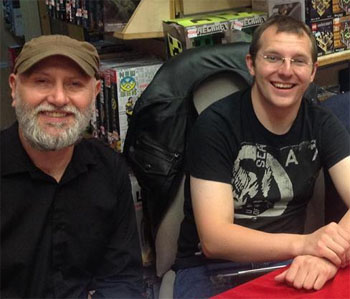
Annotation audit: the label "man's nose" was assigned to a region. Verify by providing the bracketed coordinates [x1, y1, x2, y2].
[47, 83, 69, 107]
[278, 58, 293, 76]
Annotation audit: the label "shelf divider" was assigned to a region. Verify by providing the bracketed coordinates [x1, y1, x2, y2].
[113, 0, 175, 40]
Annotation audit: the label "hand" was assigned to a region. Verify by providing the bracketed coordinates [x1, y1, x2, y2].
[275, 255, 338, 290]
[302, 222, 350, 266]
[341, 248, 350, 268]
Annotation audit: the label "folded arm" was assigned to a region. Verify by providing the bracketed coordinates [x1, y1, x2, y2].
[191, 175, 350, 266]
[274, 156, 350, 290]
[274, 255, 338, 290]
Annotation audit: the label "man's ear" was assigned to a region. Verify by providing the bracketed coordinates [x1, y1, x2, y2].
[9, 74, 17, 107]
[245, 54, 256, 77]
[310, 62, 318, 83]
[94, 79, 101, 98]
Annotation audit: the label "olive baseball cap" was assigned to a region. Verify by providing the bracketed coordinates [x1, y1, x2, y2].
[14, 34, 100, 78]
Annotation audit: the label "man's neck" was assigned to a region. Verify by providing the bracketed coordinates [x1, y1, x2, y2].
[251, 87, 301, 135]
[19, 129, 74, 182]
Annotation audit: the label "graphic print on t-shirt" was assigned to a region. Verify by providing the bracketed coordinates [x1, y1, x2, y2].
[232, 141, 318, 219]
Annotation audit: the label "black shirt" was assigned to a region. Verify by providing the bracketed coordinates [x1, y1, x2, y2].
[1, 123, 143, 298]
[175, 89, 350, 269]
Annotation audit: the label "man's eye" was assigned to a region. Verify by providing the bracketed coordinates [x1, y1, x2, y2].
[265, 55, 280, 62]
[68, 81, 83, 88]
[36, 79, 49, 84]
[293, 58, 308, 65]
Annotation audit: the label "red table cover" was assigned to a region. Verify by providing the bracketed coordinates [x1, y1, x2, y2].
[212, 266, 350, 298]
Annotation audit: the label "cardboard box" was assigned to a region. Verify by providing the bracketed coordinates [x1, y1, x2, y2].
[333, 15, 350, 51]
[228, 11, 268, 43]
[252, 0, 305, 22]
[333, 0, 350, 17]
[311, 18, 334, 56]
[163, 10, 267, 57]
[305, 0, 333, 23]
[163, 11, 232, 57]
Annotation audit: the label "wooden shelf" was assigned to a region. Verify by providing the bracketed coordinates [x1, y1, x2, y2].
[180, 0, 251, 15]
[318, 50, 350, 67]
[113, 0, 252, 40]
[113, 0, 175, 40]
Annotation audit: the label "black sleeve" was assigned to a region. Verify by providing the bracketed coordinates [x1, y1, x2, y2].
[93, 155, 144, 298]
[188, 102, 237, 184]
[319, 110, 350, 170]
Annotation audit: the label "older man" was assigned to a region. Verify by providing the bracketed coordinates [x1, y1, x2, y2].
[1, 35, 143, 298]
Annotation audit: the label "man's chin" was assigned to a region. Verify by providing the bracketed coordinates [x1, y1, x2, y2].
[42, 122, 72, 132]
[23, 127, 81, 151]
[28, 137, 78, 152]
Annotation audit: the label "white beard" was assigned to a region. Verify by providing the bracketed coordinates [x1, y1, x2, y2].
[15, 94, 94, 151]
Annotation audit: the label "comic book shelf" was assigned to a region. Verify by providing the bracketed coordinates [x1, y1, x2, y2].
[318, 50, 350, 67]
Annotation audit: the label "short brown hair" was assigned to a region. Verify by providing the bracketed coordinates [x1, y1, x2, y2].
[249, 15, 318, 64]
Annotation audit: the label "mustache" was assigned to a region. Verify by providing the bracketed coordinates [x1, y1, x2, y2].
[33, 103, 79, 115]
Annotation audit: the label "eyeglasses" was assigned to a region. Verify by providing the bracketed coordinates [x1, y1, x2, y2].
[260, 54, 313, 68]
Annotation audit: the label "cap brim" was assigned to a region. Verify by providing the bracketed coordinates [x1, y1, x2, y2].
[16, 49, 96, 78]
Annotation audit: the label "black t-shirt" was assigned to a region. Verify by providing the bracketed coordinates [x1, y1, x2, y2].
[175, 88, 350, 269]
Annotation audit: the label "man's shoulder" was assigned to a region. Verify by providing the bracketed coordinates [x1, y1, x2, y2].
[82, 137, 116, 153]
[78, 137, 127, 169]
[1, 122, 17, 138]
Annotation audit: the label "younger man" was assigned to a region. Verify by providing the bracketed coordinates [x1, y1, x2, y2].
[174, 15, 350, 298]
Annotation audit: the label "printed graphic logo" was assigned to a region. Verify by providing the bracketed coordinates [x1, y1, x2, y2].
[168, 34, 183, 56]
[232, 144, 293, 219]
[232, 141, 318, 219]
[120, 76, 136, 92]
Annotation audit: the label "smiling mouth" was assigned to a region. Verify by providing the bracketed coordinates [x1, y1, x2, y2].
[271, 82, 295, 89]
[40, 111, 74, 118]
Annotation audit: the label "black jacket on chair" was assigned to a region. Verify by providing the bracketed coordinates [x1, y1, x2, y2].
[124, 43, 253, 234]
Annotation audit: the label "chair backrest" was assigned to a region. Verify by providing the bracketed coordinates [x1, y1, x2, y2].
[193, 71, 250, 113]
[155, 71, 250, 277]
[124, 42, 253, 235]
